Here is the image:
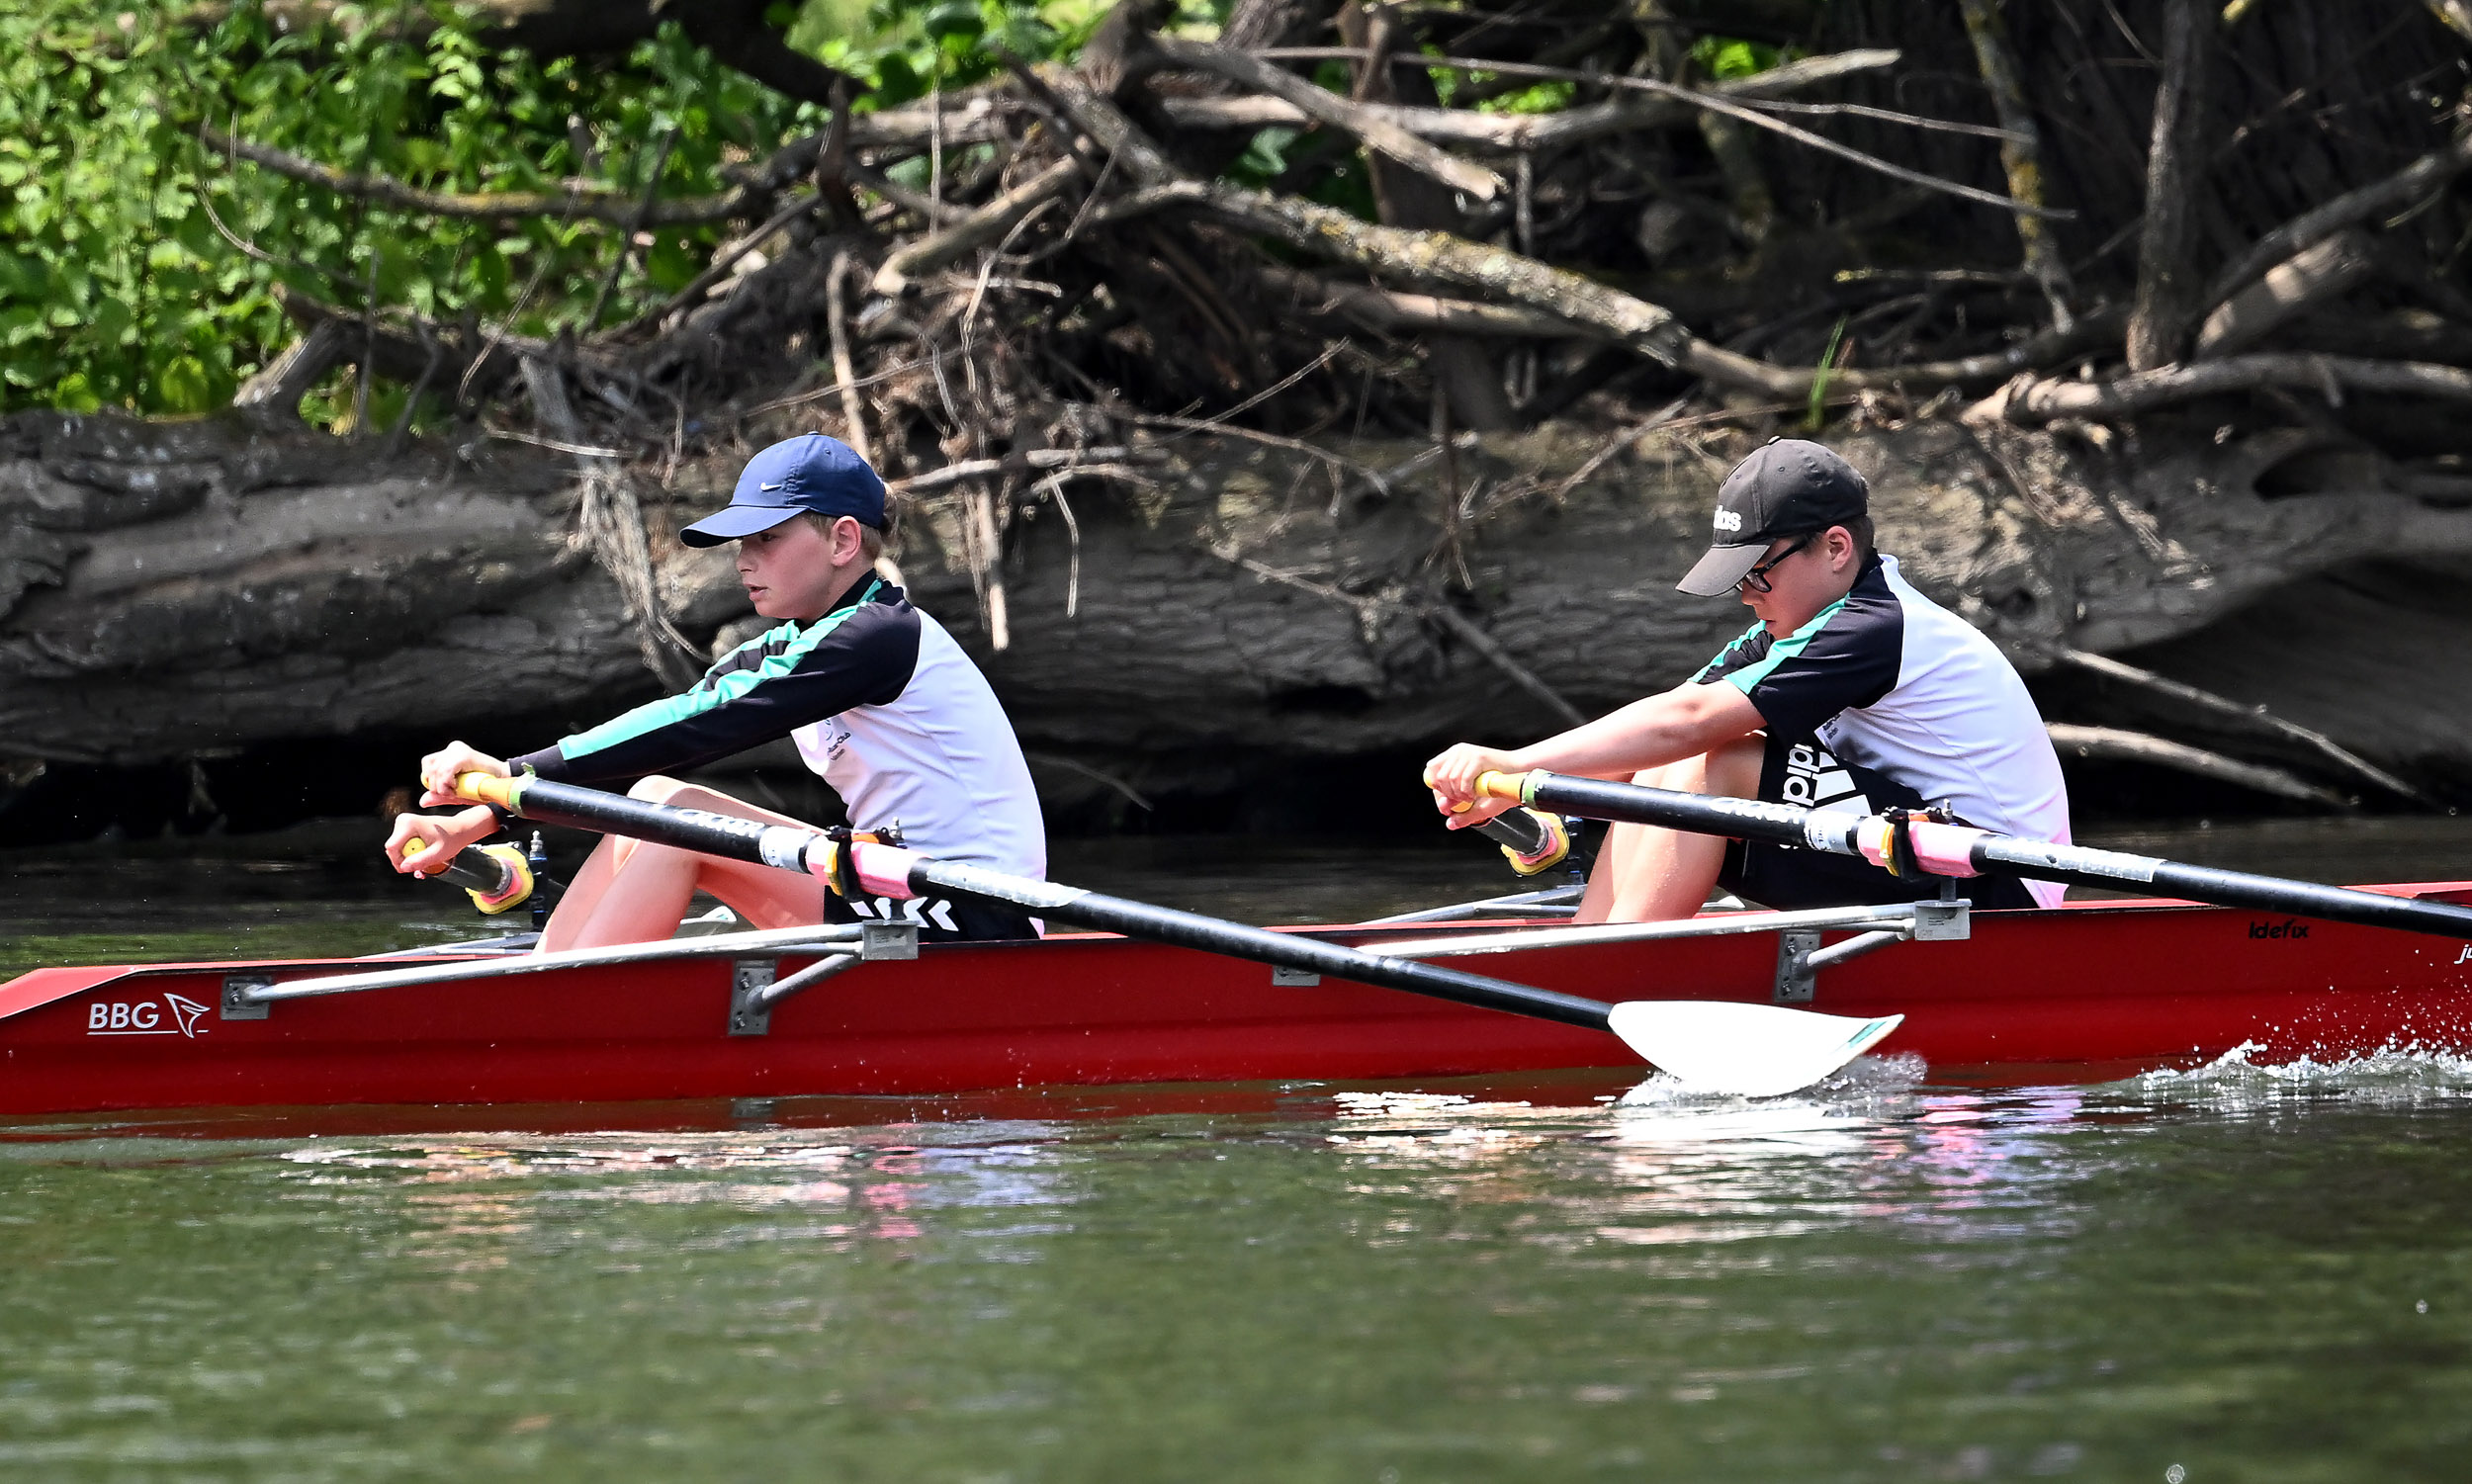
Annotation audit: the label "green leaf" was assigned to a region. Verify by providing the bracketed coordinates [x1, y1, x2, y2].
[1691, 36, 1780, 81]
[156, 353, 213, 413]
[921, 0, 984, 41]
[49, 371, 101, 413]
[0, 251, 48, 301]
[91, 295, 132, 347]
[645, 233, 701, 294]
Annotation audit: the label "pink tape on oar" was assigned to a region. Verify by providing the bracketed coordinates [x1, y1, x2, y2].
[1908, 822, 1985, 879]
[1856, 817, 1985, 879]
[796, 838, 927, 899]
[850, 840, 924, 900]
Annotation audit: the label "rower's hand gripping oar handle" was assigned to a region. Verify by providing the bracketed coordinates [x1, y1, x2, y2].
[1425, 769, 1567, 875]
[399, 776, 538, 914]
[454, 772, 522, 809]
[1472, 770, 1530, 803]
[401, 836, 535, 914]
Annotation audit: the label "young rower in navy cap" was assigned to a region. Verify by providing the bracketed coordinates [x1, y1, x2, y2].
[1425, 437, 2070, 922]
[386, 432, 1047, 948]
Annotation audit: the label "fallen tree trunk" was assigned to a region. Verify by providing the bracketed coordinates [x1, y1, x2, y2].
[8, 409, 2471, 818]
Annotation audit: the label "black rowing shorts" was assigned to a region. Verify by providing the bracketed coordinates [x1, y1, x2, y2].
[1716, 736, 2039, 912]
[827, 888, 1043, 943]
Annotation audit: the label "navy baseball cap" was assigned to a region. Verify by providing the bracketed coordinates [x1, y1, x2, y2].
[679, 433, 886, 548]
[1675, 438, 1869, 596]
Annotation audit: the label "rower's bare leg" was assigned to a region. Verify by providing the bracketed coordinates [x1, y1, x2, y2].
[540, 777, 825, 951]
[1574, 734, 1766, 924]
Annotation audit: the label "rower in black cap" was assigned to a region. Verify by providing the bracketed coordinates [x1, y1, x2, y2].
[1426, 438, 2070, 922]
[386, 432, 1048, 948]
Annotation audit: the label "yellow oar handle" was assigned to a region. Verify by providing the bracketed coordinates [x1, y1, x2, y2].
[1420, 766, 1535, 812]
[452, 771, 522, 808]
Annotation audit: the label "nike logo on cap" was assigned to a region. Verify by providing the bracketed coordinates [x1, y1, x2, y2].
[760, 481, 786, 491]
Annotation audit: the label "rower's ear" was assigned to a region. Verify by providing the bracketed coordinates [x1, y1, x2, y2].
[1825, 524, 1859, 568]
[832, 514, 870, 565]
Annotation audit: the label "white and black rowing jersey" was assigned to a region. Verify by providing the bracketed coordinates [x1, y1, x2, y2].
[1694, 553, 2072, 908]
[513, 576, 1047, 892]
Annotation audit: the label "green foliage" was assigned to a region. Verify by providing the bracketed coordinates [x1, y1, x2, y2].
[1225, 127, 1300, 190]
[0, 0, 1575, 421]
[0, 0, 820, 420]
[798, 0, 1213, 108]
[1478, 80, 1576, 117]
[1691, 35, 1784, 80]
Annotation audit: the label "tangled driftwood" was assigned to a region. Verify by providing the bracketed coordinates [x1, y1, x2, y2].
[7, 0, 2472, 833]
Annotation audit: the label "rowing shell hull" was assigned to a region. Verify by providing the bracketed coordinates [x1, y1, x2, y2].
[3, 887, 2470, 1117]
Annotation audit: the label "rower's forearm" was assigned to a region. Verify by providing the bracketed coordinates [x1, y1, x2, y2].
[1508, 692, 1739, 778]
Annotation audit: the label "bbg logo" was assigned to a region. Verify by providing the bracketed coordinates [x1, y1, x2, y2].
[86, 993, 211, 1038]
[1713, 508, 1743, 533]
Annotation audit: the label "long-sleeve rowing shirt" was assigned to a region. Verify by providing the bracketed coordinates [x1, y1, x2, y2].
[1693, 553, 2071, 907]
[511, 575, 1046, 882]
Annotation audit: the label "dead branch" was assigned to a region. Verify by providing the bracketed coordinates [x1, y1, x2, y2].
[2045, 724, 2351, 807]
[1253, 263, 1581, 338]
[2192, 228, 2379, 360]
[889, 447, 1169, 494]
[605, 190, 827, 340]
[1259, 46, 2054, 218]
[1956, 0, 2074, 327]
[2051, 647, 2432, 804]
[1685, 309, 2125, 398]
[1257, 45, 1903, 105]
[846, 162, 964, 225]
[872, 158, 1085, 293]
[1428, 605, 1586, 727]
[839, 89, 1021, 152]
[199, 124, 751, 226]
[521, 355, 700, 686]
[1157, 47, 1899, 154]
[2201, 131, 2472, 314]
[1151, 37, 1500, 199]
[230, 319, 354, 428]
[2004, 353, 2472, 424]
[2126, 0, 2215, 370]
[1102, 177, 1694, 362]
[826, 251, 874, 465]
[275, 290, 552, 396]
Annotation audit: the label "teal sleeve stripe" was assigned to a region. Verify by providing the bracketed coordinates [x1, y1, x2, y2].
[557, 580, 882, 763]
[1697, 619, 1768, 684]
[1717, 594, 1851, 697]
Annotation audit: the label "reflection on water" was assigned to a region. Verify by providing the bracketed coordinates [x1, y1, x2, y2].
[2, 1054, 2469, 1477]
[4, 817, 2472, 1477]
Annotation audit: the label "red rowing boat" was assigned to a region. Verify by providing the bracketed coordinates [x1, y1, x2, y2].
[7, 882, 2470, 1118]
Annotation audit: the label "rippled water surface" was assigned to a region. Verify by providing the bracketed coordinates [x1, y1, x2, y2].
[4, 1061, 2471, 1480]
[3, 816, 2471, 1479]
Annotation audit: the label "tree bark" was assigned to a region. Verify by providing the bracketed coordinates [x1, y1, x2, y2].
[11, 411, 2472, 809]
[2126, 0, 2216, 371]
[1338, 3, 1516, 433]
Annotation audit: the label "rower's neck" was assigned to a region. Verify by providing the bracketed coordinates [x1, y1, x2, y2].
[798, 570, 881, 625]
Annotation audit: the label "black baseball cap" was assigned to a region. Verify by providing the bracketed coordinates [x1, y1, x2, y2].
[1675, 438, 1869, 596]
[679, 433, 886, 548]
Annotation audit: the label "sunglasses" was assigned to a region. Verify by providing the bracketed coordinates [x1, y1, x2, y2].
[1738, 533, 1816, 593]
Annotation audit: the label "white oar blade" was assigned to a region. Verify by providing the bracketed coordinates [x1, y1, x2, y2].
[1606, 1001, 1904, 1098]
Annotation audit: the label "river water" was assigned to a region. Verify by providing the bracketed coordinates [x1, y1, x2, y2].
[3, 816, 2470, 1479]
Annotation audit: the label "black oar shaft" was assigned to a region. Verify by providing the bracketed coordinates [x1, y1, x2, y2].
[433, 846, 517, 899]
[1510, 774, 1828, 853]
[900, 857, 1614, 1030]
[1498, 770, 2472, 941]
[471, 774, 1619, 1033]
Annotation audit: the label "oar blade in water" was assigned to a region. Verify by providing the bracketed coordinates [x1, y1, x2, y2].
[1606, 1001, 1904, 1098]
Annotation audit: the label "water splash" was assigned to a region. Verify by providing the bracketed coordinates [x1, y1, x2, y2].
[2124, 1040, 2472, 1110]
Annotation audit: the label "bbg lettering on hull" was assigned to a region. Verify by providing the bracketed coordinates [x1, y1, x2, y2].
[86, 994, 212, 1037]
